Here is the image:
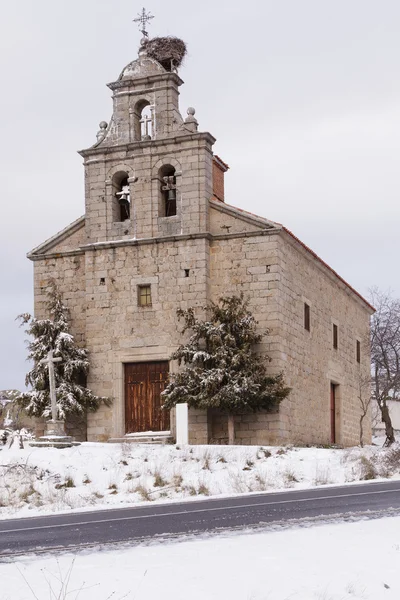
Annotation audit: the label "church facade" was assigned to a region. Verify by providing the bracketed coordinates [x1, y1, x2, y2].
[28, 36, 374, 447]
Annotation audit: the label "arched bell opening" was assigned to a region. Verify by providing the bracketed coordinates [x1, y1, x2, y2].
[112, 171, 130, 222]
[159, 165, 177, 217]
[133, 99, 154, 141]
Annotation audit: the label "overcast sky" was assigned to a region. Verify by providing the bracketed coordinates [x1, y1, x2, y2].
[1, 0, 400, 390]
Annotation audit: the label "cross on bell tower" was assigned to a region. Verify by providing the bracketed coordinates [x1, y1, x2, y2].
[141, 111, 153, 140]
[134, 7, 154, 40]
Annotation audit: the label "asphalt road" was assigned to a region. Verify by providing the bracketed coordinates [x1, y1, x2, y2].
[1, 480, 400, 557]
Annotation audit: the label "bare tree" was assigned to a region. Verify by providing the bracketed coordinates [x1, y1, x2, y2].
[358, 373, 372, 447]
[369, 288, 400, 446]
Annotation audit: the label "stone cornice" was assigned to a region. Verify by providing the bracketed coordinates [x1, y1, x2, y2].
[30, 249, 86, 261]
[28, 229, 282, 261]
[80, 232, 213, 252]
[28, 233, 212, 261]
[79, 131, 216, 159]
[211, 229, 280, 241]
[107, 72, 184, 91]
[111, 84, 179, 98]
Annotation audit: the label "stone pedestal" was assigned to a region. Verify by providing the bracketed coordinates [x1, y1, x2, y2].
[45, 419, 66, 436]
[29, 419, 81, 448]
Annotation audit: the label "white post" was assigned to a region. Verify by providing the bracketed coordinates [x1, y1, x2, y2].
[176, 403, 189, 445]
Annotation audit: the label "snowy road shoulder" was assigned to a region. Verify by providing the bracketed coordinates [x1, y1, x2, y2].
[1, 440, 400, 520]
[3, 515, 400, 600]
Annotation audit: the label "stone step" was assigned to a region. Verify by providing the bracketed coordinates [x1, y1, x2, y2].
[108, 433, 173, 445]
[30, 435, 81, 449]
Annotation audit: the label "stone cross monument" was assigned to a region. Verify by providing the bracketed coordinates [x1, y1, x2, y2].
[41, 349, 63, 426]
[30, 349, 80, 447]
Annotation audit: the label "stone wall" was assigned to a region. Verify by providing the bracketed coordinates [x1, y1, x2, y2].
[46, 223, 85, 254]
[207, 230, 291, 445]
[33, 255, 86, 345]
[212, 160, 225, 202]
[206, 229, 372, 447]
[275, 232, 372, 446]
[209, 204, 264, 235]
[82, 236, 210, 441]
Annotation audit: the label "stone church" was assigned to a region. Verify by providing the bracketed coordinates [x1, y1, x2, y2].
[28, 33, 374, 447]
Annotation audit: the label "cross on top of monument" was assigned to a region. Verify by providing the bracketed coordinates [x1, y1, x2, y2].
[134, 7, 154, 39]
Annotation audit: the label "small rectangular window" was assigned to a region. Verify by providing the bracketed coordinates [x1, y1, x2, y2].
[304, 303, 310, 331]
[333, 324, 338, 349]
[356, 340, 361, 363]
[138, 285, 152, 307]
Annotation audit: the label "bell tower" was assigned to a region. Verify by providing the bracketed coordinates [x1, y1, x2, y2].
[79, 18, 215, 244]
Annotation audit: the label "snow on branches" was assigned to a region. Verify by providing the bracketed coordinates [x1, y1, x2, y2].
[16, 284, 110, 419]
[162, 295, 290, 419]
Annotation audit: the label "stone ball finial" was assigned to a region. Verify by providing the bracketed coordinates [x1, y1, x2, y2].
[96, 121, 108, 142]
[184, 107, 198, 132]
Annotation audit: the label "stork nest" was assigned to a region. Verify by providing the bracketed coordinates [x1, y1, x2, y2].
[143, 36, 187, 71]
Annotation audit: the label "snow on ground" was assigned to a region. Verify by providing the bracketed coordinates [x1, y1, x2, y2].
[2, 516, 400, 600]
[1, 440, 400, 519]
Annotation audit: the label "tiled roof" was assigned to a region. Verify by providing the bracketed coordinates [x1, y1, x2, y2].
[213, 155, 230, 171]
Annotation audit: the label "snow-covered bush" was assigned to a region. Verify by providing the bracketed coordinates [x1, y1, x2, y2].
[16, 283, 110, 419]
[162, 294, 290, 443]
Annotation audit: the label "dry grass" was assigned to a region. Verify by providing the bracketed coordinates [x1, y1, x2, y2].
[173, 473, 183, 489]
[313, 466, 332, 486]
[254, 472, 269, 491]
[383, 445, 400, 473]
[257, 448, 272, 459]
[358, 456, 378, 481]
[134, 484, 152, 501]
[202, 451, 212, 471]
[198, 483, 210, 496]
[153, 470, 169, 488]
[283, 468, 299, 487]
[231, 473, 249, 494]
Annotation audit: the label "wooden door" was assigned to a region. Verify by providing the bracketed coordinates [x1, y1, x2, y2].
[125, 362, 170, 433]
[330, 383, 336, 444]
